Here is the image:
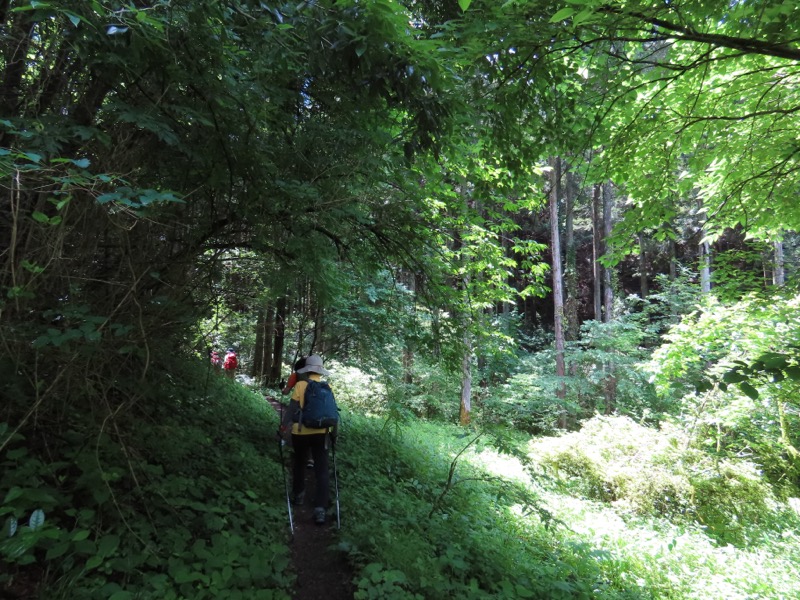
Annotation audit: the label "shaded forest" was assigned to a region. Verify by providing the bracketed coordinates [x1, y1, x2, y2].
[2, 0, 799, 598]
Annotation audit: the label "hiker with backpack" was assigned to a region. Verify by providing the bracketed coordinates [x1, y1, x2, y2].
[223, 348, 238, 379]
[279, 354, 338, 525]
[210, 349, 223, 374]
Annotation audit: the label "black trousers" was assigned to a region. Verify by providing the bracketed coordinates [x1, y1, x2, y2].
[291, 433, 329, 509]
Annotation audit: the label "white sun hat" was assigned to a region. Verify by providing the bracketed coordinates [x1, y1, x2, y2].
[297, 354, 329, 376]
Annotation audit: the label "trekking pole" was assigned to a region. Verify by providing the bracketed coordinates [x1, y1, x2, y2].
[276, 401, 295, 538]
[331, 437, 341, 529]
[278, 436, 294, 538]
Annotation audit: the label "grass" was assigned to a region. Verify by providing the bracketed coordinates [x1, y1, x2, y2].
[334, 412, 800, 599]
[4, 358, 799, 599]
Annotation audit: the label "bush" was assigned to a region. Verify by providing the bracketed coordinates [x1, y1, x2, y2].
[531, 415, 785, 545]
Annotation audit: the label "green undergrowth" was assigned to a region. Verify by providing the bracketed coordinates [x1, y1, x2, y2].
[334, 412, 800, 599]
[1, 359, 292, 599]
[5, 357, 800, 599]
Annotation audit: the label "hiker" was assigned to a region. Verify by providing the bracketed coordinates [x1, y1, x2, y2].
[223, 348, 238, 379]
[209, 349, 222, 373]
[280, 356, 307, 396]
[279, 354, 337, 525]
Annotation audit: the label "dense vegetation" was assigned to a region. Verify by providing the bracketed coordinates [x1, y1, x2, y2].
[2, 0, 799, 598]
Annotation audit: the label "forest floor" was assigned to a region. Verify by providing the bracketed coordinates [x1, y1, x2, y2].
[267, 397, 354, 600]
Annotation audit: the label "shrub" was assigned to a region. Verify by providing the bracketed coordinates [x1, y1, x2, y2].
[531, 415, 784, 545]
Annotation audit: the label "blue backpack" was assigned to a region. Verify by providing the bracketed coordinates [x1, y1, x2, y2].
[298, 380, 339, 429]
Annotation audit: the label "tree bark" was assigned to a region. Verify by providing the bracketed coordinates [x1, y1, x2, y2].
[638, 233, 648, 298]
[668, 237, 677, 281]
[700, 239, 712, 293]
[262, 303, 276, 381]
[601, 183, 616, 413]
[549, 157, 567, 429]
[592, 184, 603, 320]
[269, 297, 287, 383]
[564, 165, 579, 341]
[252, 308, 266, 380]
[602, 182, 614, 322]
[459, 331, 472, 426]
[773, 240, 785, 287]
[402, 269, 416, 384]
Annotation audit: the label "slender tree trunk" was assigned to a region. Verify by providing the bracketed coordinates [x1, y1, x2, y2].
[700, 240, 712, 293]
[459, 330, 472, 426]
[549, 157, 567, 429]
[669, 237, 677, 281]
[501, 234, 511, 320]
[773, 240, 785, 287]
[564, 166, 579, 341]
[269, 297, 287, 383]
[402, 269, 416, 384]
[458, 182, 474, 426]
[601, 183, 616, 413]
[252, 308, 265, 380]
[638, 233, 648, 298]
[314, 305, 325, 356]
[262, 303, 276, 380]
[602, 182, 614, 322]
[592, 184, 602, 320]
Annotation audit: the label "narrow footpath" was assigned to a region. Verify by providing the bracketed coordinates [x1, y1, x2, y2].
[267, 397, 354, 600]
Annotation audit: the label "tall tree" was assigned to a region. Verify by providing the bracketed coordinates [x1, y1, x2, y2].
[549, 157, 567, 427]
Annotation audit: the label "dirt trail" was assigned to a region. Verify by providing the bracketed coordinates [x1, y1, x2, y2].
[267, 397, 354, 600]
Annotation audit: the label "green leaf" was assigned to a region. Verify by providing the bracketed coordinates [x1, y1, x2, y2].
[756, 352, 788, 370]
[70, 158, 91, 168]
[28, 509, 45, 530]
[738, 381, 759, 400]
[458, 0, 472, 11]
[45, 541, 70, 560]
[694, 379, 713, 393]
[3, 516, 18, 538]
[97, 534, 119, 557]
[11, 2, 52, 12]
[3, 487, 24, 504]
[85, 554, 103, 570]
[550, 8, 576, 22]
[784, 366, 800, 381]
[31, 211, 49, 223]
[722, 370, 746, 384]
[65, 11, 82, 27]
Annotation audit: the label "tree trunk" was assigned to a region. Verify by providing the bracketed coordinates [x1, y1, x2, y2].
[402, 269, 416, 384]
[262, 303, 276, 381]
[773, 240, 785, 287]
[252, 308, 266, 380]
[564, 165, 579, 341]
[700, 240, 712, 293]
[269, 297, 287, 384]
[549, 157, 567, 429]
[668, 237, 677, 281]
[638, 233, 648, 298]
[592, 184, 603, 321]
[459, 331, 472, 426]
[602, 182, 614, 322]
[313, 304, 325, 356]
[601, 183, 616, 413]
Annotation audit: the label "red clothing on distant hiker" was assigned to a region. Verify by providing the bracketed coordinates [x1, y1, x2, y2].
[282, 371, 298, 395]
[223, 351, 238, 370]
